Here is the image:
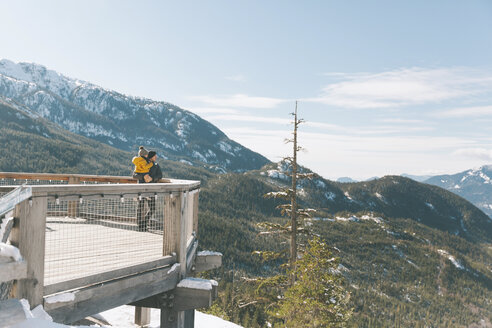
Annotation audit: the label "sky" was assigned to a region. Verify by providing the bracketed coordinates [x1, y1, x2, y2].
[1, 0, 491, 180]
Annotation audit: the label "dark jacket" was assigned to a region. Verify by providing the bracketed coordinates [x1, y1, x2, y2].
[149, 162, 163, 183]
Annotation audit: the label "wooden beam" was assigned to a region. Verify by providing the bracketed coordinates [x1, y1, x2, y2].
[0, 186, 32, 218]
[44, 255, 176, 296]
[173, 278, 214, 311]
[0, 172, 174, 184]
[194, 252, 222, 273]
[0, 299, 28, 327]
[186, 239, 198, 273]
[13, 182, 200, 197]
[46, 264, 180, 324]
[10, 197, 47, 308]
[0, 257, 27, 283]
[1, 215, 14, 243]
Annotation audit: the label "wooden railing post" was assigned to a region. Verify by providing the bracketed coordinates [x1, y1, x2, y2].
[10, 196, 47, 308]
[67, 176, 80, 217]
[192, 191, 199, 238]
[163, 193, 182, 259]
[179, 191, 189, 277]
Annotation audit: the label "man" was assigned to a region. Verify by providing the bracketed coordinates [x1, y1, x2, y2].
[136, 150, 162, 231]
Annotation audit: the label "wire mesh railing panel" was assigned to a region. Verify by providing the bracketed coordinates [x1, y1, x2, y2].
[44, 195, 167, 286]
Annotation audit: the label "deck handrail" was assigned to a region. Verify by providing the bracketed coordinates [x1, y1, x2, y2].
[0, 171, 172, 184]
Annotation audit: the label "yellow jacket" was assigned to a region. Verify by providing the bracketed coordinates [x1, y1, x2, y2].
[132, 156, 153, 173]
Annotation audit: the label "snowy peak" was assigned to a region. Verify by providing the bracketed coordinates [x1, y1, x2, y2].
[425, 165, 492, 219]
[0, 59, 270, 172]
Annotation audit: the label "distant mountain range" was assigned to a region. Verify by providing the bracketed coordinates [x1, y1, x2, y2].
[0, 59, 269, 173]
[425, 165, 492, 219]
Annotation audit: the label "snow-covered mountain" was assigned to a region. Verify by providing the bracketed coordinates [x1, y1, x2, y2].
[425, 165, 492, 218]
[0, 59, 269, 173]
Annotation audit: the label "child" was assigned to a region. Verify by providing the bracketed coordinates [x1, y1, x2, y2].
[132, 146, 153, 183]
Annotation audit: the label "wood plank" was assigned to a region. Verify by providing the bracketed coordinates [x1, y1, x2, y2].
[194, 252, 222, 273]
[44, 256, 176, 295]
[174, 278, 213, 311]
[0, 186, 32, 218]
[1, 215, 14, 243]
[10, 197, 47, 308]
[0, 258, 27, 283]
[46, 265, 180, 324]
[186, 239, 198, 273]
[0, 172, 173, 184]
[0, 299, 28, 327]
[26, 182, 200, 197]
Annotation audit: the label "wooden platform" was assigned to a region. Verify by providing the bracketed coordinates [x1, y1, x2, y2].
[44, 217, 165, 286]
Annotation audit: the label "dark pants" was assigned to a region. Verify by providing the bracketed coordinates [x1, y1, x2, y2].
[137, 197, 155, 231]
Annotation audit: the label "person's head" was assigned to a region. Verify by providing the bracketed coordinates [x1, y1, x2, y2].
[138, 146, 149, 157]
[147, 150, 157, 162]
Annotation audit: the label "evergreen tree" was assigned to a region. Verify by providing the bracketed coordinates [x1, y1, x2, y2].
[273, 236, 352, 327]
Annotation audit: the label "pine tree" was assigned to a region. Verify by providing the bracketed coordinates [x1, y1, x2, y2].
[273, 236, 352, 327]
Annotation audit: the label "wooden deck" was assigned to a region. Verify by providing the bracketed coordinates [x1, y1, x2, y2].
[44, 217, 164, 287]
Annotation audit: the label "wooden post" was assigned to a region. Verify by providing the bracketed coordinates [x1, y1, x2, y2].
[163, 193, 182, 257]
[192, 191, 199, 237]
[135, 306, 151, 326]
[10, 196, 47, 308]
[179, 191, 188, 277]
[67, 176, 80, 217]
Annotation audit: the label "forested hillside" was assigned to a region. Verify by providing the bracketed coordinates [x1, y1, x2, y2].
[1, 101, 491, 327]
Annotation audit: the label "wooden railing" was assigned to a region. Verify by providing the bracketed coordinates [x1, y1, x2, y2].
[0, 172, 200, 320]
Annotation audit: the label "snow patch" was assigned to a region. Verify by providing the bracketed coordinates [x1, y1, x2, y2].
[324, 192, 336, 201]
[198, 250, 223, 256]
[177, 277, 213, 291]
[425, 202, 435, 210]
[168, 263, 180, 274]
[0, 242, 22, 261]
[45, 292, 76, 304]
[437, 249, 464, 270]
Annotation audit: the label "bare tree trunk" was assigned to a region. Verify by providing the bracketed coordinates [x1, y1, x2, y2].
[290, 101, 298, 285]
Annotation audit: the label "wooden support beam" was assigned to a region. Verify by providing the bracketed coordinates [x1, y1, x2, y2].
[10, 197, 47, 308]
[44, 256, 176, 296]
[194, 252, 222, 273]
[0, 257, 27, 283]
[0, 299, 28, 327]
[46, 264, 179, 324]
[173, 278, 214, 311]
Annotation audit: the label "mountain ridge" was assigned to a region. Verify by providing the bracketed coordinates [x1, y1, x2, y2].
[425, 165, 492, 219]
[0, 59, 270, 173]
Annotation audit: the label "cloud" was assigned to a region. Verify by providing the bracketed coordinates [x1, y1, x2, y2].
[206, 114, 291, 125]
[225, 74, 246, 82]
[434, 105, 492, 118]
[377, 118, 428, 124]
[187, 107, 240, 115]
[191, 94, 288, 109]
[308, 67, 492, 109]
[453, 148, 492, 161]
